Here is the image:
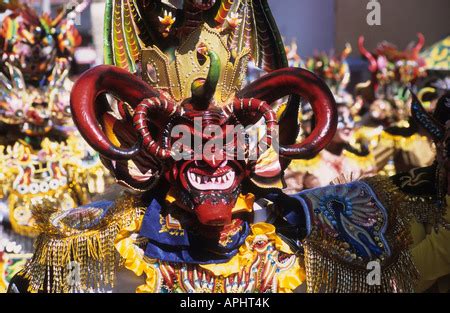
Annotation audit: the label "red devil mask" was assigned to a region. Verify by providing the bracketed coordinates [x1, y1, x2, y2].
[70, 64, 337, 228]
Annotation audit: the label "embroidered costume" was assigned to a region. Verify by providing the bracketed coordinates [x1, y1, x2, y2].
[0, 1, 110, 289]
[6, 0, 450, 294]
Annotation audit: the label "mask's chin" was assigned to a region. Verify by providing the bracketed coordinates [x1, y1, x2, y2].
[188, 184, 242, 228]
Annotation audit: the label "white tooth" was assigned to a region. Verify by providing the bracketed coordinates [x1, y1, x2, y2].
[212, 177, 217, 183]
[196, 175, 201, 184]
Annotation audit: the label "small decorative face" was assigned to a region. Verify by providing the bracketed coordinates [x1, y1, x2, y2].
[12, 31, 57, 84]
[0, 86, 53, 135]
[2, 88, 53, 136]
[359, 34, 426, 102]
[396, 59, 426, 85]
[370, 99, 393, 122]
[22, 89, 53, 136]
[0, 61, 73, 136]
[1, 9, 81, 85]
[375, 56, 396, 86]
[333, 105, 354, 144]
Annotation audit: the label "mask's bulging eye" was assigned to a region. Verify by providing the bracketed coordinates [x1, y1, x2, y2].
[15, 110, 24, 118]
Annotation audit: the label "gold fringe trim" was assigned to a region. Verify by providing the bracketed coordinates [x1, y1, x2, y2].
[20, 193, 146, 293]
[365, 176, 446, 228]
[303, 244, 418, 293]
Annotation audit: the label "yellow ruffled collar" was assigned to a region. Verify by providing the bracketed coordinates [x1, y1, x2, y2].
[114, 198, 305, 293]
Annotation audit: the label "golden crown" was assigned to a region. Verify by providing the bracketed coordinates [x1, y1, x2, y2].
[140, 24, 250, 106]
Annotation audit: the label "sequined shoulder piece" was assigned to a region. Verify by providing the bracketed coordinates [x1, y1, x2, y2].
[368, 168, 445, 228]
[18, 193, 145, 293]
[295, 180, 417, 292]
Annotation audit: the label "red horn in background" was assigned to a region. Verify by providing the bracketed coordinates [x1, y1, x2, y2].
[358, 36, 378, 73]
[412, 32, 425, 56]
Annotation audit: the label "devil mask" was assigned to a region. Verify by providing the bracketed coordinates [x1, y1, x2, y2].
[71, 44, 337, 229]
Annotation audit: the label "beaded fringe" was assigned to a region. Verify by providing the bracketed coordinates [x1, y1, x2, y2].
[20, 194, 144, 293]
[365, 176, 447, 229]
[303, 244, 418, 293]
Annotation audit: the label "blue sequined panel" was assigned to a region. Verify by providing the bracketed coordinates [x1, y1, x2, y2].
[298, 182, 391, 262]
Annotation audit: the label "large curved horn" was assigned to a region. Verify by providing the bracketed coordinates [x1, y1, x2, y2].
[410, 91, 445, 141]
[412, 33, 425, 55]
[358, 36, 378, 73]
[70, 65, 160, 160]
[237, 67, 337, 159]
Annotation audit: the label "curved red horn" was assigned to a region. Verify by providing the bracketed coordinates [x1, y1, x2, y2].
[237, 67, 337, 159]
[412, 32, 425, 55]
[133, 97, 179, 159]
[226, 98, 278, 147]
[70, 65, 160, 160]
[358, 36, 378, 73]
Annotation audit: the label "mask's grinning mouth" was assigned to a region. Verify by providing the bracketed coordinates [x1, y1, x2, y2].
[187, 169, 235, 191]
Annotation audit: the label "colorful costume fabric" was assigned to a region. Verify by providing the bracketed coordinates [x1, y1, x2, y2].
[0, 1, 109, 290]
[7, 1, 450, 294]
